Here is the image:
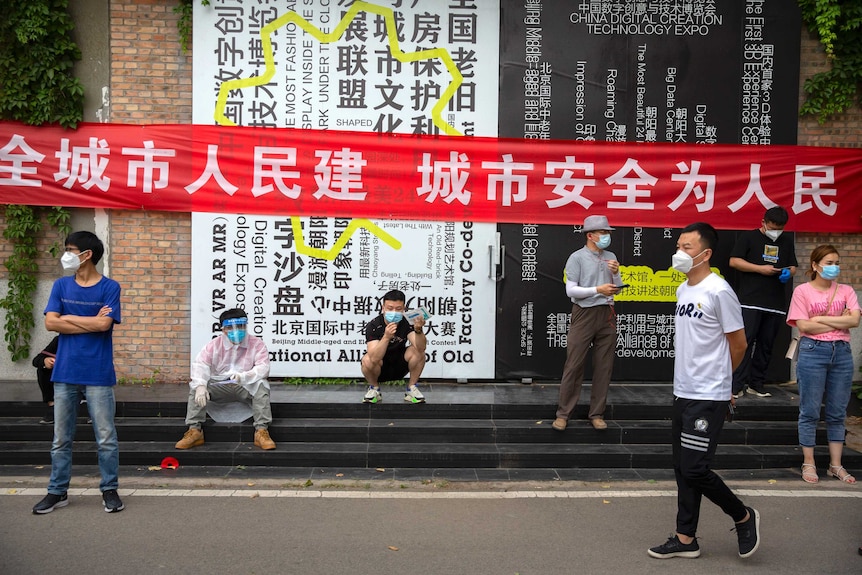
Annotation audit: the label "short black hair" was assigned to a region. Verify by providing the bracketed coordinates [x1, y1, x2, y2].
[764, 206, 789, 227]
[65, 231, 104, 264]
[219, 308, 247, 324]
[382, 289, 406, 304]
[680, 222, 718, 251]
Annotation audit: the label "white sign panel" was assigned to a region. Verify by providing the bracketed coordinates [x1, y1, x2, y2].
[191, 214, 497, 378]
[191, 1, 501, 378]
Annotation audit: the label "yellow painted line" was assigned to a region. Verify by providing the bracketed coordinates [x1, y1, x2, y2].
[289, 216, 401, 259]
[213, 1, 463, 136]
[213, 2, 456, 259]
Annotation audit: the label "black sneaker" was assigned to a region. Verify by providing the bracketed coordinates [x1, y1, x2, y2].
[735, 506, 760, 558]
[32, 492, 68, 514]
[648, 534, 701, 559]
[39, 407, 54, 425]
[102, 489, 124, 513]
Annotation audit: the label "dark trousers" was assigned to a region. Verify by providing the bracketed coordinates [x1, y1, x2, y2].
[556, 304, 616, 420]
[673, 397, 747, 537]
[732, 308, 783, 393]
[36, 368, 54, 404]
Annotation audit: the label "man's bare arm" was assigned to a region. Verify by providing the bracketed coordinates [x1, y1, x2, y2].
[726, 328, 747, 371]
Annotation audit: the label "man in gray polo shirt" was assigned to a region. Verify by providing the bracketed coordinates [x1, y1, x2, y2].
[553, 215, 622, 432]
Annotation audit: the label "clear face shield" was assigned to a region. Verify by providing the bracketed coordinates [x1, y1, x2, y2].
[222, 317, 248, 344]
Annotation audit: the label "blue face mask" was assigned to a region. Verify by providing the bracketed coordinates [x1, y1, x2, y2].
[384, 311, 403, 323]
[820, 264, 840, 281]
[595, 234, 611, 250]
[226, 329, 246, 344]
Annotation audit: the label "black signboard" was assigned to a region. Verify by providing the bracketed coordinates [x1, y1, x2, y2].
[495, 0, 800, 382]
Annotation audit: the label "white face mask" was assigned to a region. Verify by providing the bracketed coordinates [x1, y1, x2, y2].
[672, 249, 707, 274]
[764, 229, 782, 241]
[61, 251, 83, 272]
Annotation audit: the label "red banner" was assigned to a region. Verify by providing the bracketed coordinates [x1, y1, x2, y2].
[1, 121, 860, 231]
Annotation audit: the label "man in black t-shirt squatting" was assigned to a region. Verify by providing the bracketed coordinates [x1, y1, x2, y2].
[361, 289, 428, 404]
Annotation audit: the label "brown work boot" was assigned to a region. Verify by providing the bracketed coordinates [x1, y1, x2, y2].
[591, 417, 608, 430]
[254, 428, 276, 450]
[552, 417, 567, 431]
[175, 427, 204, 449]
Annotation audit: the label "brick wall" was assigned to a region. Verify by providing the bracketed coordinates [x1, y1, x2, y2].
[1, 6, 860, 382]
[110, 0, 192, 125]
[796, 30, 862, 289]
[108, 1, 193, 382]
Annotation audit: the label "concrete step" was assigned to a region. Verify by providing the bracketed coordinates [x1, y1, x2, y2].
[2, 381, 847, 471]
[0, 417, 827, 446]
[3, 440, 852, 471]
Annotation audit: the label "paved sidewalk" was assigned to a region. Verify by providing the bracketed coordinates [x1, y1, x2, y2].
[3, 481, 861, 575]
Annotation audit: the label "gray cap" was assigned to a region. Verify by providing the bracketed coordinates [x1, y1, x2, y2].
[581, 215, 615, 233]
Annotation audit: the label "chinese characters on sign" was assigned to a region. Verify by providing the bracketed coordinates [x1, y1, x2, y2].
[190, 214, 496, 378]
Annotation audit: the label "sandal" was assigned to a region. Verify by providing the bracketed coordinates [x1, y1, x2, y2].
[827, 465, 857, 484]
[801, 463, 819, 483]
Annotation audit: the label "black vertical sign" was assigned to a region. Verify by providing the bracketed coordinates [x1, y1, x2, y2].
[495, 0, 800, 381]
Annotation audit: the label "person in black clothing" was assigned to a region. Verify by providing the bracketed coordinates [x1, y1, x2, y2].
[32, 336, 59, 424]
[729, 206, 798, 398]
[361, 289, 427, 404]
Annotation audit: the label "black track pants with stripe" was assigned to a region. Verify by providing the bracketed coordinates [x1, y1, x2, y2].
[672, 396, 748, 537]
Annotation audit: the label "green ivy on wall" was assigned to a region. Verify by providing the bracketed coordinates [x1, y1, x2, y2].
[0, 0, 85, 128]
[0, 0, 79, 360]
[175, 0, 210, 53]
[2, 207, 71, 361]
[798, 0, 862, 123]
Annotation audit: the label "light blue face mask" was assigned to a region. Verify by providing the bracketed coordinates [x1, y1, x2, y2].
[226, 329, 246, 344]
[222, 317, 248, 344]
[384, 311, 403, 323]
[819, 264, 840, 280]
[595, 234, 611, 250]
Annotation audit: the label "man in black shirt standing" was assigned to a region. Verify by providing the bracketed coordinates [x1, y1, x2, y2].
[361, 289, 427, 404]
[729, 207, 798, 398]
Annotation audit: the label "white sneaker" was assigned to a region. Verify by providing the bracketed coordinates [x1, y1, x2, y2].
[363, 387, 382, 404]
[745, 388, 772, 398]
[404, 386, 426, 403]
[732, 390, 745, 399]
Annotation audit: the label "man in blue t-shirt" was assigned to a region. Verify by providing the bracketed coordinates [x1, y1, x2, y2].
[32, 231, 124, 515]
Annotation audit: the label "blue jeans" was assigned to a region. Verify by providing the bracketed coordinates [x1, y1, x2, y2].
[48, 383, 119, 494]
[795, 337, 854, 447]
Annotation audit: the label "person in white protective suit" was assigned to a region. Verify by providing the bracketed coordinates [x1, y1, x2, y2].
[175, 308, 275, 450]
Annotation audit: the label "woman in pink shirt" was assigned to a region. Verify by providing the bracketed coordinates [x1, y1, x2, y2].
[787, 245, 860, 484]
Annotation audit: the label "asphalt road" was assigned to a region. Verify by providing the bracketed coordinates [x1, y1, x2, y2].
[2, 479, 861, 575]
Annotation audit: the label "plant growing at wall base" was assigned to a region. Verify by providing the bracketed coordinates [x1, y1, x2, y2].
[798, 0, 862, 123]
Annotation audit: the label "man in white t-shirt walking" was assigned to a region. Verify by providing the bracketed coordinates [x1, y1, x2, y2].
[648, 222, 761, 561]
